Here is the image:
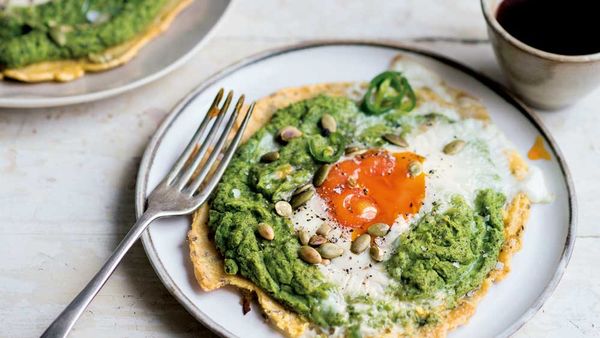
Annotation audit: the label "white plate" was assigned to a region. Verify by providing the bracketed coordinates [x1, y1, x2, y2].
[0, 0, 231, 108]
[135, 42, 576, 338]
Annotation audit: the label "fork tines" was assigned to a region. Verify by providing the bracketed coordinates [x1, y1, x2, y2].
[166, 89, 254, 199]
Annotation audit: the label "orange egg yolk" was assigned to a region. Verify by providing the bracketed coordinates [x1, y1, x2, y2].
[317, 149, 426, 236]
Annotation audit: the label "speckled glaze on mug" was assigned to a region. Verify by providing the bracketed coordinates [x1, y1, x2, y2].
[482, 0, 600, 110]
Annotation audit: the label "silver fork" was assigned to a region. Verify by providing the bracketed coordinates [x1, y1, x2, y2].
[41, 89, 255, 338]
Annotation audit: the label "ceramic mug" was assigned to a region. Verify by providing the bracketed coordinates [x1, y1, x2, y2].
[481, 0, 600, 110]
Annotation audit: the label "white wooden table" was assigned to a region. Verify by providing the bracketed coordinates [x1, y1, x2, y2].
[1, 1, 598, 337]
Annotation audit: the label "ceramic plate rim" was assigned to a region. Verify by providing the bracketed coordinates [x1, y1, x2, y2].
[135, 40, 577, 338]
[0, 0, 232, 109]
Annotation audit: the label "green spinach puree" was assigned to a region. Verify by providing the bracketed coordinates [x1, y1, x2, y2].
[208, 82, 507, 332]
[0, 0, 169, 68]
[387, 190, 505, 305]
[209, 96, 358, 326]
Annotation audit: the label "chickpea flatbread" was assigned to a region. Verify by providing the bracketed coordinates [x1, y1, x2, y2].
[188, 57, 551, 337]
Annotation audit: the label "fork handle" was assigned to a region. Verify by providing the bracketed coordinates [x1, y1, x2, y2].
[41, 209, 161, 338]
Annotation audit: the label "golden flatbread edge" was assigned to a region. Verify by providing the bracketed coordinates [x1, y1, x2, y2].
[0, 0, 192, 83]
[187, 81, 531, 337]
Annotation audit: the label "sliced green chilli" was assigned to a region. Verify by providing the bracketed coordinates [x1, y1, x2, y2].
[363, 71, 416, 115]
[308, 132, 346, 163]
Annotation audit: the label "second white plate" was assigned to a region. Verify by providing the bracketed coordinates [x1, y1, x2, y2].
[0, 0, 230, 108]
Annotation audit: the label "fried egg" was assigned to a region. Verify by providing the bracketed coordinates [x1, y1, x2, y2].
[290, 59, 553, 323]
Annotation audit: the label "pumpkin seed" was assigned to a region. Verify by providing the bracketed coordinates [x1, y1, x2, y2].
[344, 146, 363, 156]
[275, 201, 293, 217]
[313, 164, 331, 187]
[408, 161, 422, 177]
[321, 259, 331, 266]
[260, 151, 280, 163]
[293, 183, 313, 196]
[257, 223, 274, 240]
[298, 230, 311, 245]
[316, 223, 331, 236]
[299, 246, 322, 264]
[348, 177, 358, 187]
[290, 188, 314, 209]
[309, 234, 327, 246]
[383, 133, 408, 147]
[279, 126, 302, 142]
[370, 245, 384, 262]
[443, 139, 466, 155]
[320, 113, 337, 133]
[351, 234, 371, 254]
[367, 223, 390, 237]
[319, 243, 344, 259]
